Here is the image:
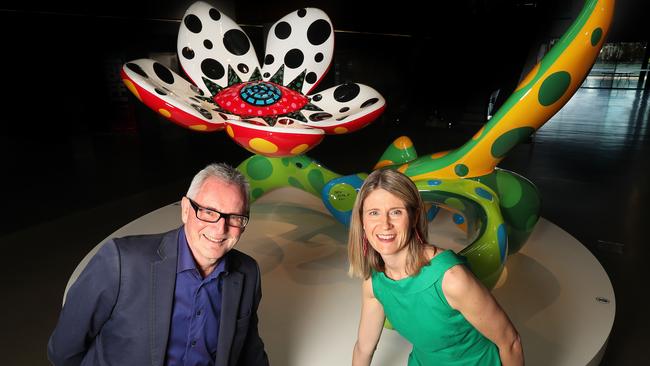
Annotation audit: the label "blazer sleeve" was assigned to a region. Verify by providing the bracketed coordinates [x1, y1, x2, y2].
[237, 262, 269, 366]
[47, 240, 120, 366]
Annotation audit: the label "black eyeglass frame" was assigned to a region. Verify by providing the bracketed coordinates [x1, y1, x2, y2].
[185, 196, 249, 228]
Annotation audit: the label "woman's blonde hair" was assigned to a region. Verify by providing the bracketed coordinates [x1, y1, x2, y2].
[348, 169, 430, 279]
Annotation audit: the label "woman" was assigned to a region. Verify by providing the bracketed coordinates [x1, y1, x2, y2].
[348, 169, 523, 365]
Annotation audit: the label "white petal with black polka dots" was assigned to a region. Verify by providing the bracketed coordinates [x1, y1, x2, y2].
[178, 1, 261, 95]
[122, 58, 228, 126]
[261, 8, 334, 94]
[305, 83, 386, 129]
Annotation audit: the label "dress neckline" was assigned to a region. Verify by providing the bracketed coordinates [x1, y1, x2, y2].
[379, 249, 453, 283]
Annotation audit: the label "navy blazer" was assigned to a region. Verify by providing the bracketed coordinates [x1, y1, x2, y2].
[48, 227, 269, 366]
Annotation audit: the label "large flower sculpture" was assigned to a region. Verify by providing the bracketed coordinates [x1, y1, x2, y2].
[121, 1, 386, 157]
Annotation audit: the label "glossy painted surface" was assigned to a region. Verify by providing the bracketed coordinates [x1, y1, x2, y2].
[121, 59, 226, 131]
[122, 2, 386, 157]
[226, 120, 324, 157]
[260, 8, 335, 95]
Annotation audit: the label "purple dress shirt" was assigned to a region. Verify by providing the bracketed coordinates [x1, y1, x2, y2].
[164, 229, 226, 366]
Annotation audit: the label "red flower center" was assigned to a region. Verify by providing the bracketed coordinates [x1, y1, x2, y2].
[214, 81, 309, 118]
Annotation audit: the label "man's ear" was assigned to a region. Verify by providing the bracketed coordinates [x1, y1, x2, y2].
[180, 197, 189, 224]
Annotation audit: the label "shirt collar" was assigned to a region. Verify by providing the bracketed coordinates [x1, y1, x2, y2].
[178, 226, 229, 278]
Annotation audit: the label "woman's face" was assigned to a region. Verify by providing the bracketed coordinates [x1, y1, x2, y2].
[362, 188, 411, 257]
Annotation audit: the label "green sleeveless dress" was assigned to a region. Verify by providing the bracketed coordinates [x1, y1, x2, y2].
[371, 250, 501, 365]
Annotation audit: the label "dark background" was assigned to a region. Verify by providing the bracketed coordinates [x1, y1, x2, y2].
[3, 0, 646, 235]
[0, 0, 648, 364]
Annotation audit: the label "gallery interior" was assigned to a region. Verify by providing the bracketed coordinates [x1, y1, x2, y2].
[0, 0, 648, 364]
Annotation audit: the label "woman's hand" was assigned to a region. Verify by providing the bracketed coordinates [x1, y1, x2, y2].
[442, 265, 524, 366]
[352, 278, 386, 366]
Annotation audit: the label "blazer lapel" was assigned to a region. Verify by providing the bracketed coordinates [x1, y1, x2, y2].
[150, 229, 179, 366]
[216, 270, 243, 366]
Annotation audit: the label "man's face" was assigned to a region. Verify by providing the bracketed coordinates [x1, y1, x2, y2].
[181, 177, 247, 273]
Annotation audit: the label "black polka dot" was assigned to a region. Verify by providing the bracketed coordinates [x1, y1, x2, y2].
[297, 9, 307, 17]
[312, 94, 322, 101]
[184, 14, 202, 33]
[309, 112, 333, 122]
[284, 49, 304, 69]
[361, 98, 379, 108]
[209, 8, 221, 21]
[305, 72, 317, 84]
[155, 88, 167, 95]
[153, 62, 174, 84]
[190, 97, 200, 102]
[202, 110, 212, 119]
[204, 39, 213, 49]
[274, 21, 291, 39]
[307, 19, 331, 46]
[191, 104, 212, 120]
[264, 54, 275, 65]
[314, 53, 324, 62]
[238, 63, 249, 74]
[190, 84, 203, 95]
[182, 47, 195, 59]
[201, 58, 225, 80]
[336, 116, 348, 121]
[126, 63, 147, 78]
[263, 72, 270, 78]
[339, 107, 349, 113]
[223, 29, 250, 56]
[334, 83, 360, 102]
[218, 113, 228, 120]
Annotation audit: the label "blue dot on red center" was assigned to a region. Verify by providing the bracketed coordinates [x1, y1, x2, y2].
[240, 82, 282, 106]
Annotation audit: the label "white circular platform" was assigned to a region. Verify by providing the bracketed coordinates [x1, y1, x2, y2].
[68, 187, 615, 365]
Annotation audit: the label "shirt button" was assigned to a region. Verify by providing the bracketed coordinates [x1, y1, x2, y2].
[196, 310, 202, 316]
[191, 340, 197, 347]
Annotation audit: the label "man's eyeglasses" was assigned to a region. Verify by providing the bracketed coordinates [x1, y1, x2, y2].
[185, 197, 249, 228]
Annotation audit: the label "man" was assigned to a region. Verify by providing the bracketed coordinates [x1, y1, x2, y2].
[48, 163, 269, 366]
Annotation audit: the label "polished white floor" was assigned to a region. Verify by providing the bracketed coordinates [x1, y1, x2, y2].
[70, 187, 615, 365]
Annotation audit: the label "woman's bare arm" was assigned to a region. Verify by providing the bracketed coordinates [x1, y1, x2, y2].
[442, 265, 524, 366]
[352, 278, 386, 366]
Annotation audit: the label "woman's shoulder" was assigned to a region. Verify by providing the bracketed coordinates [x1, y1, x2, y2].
[440, 261, 479, 303]
[363, 275, 380, 299]
[418, 247, 468, 283]
[424, 246, 465, 265]
[439, 260, 492, 312]
[424, 245, 441, 261]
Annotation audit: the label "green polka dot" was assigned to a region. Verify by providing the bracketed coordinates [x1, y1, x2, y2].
[292, 156, 311, 169]
[251, 188, 264, 199]
[538, 71, 571, 106]
[328, 183, 356, 211]
[444, 197, 465, 211]
[288, 177, 304, 190]
[496, 172, 522, 208]
[454, 164, 469, 177]
[525, 214, 539, 231]
[246, 156, 273, 180]
[280, 158, 291, 167]
[491, 127, 535, 158]
[591, 28, 602, 46]
[307, 169, 325, 192]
